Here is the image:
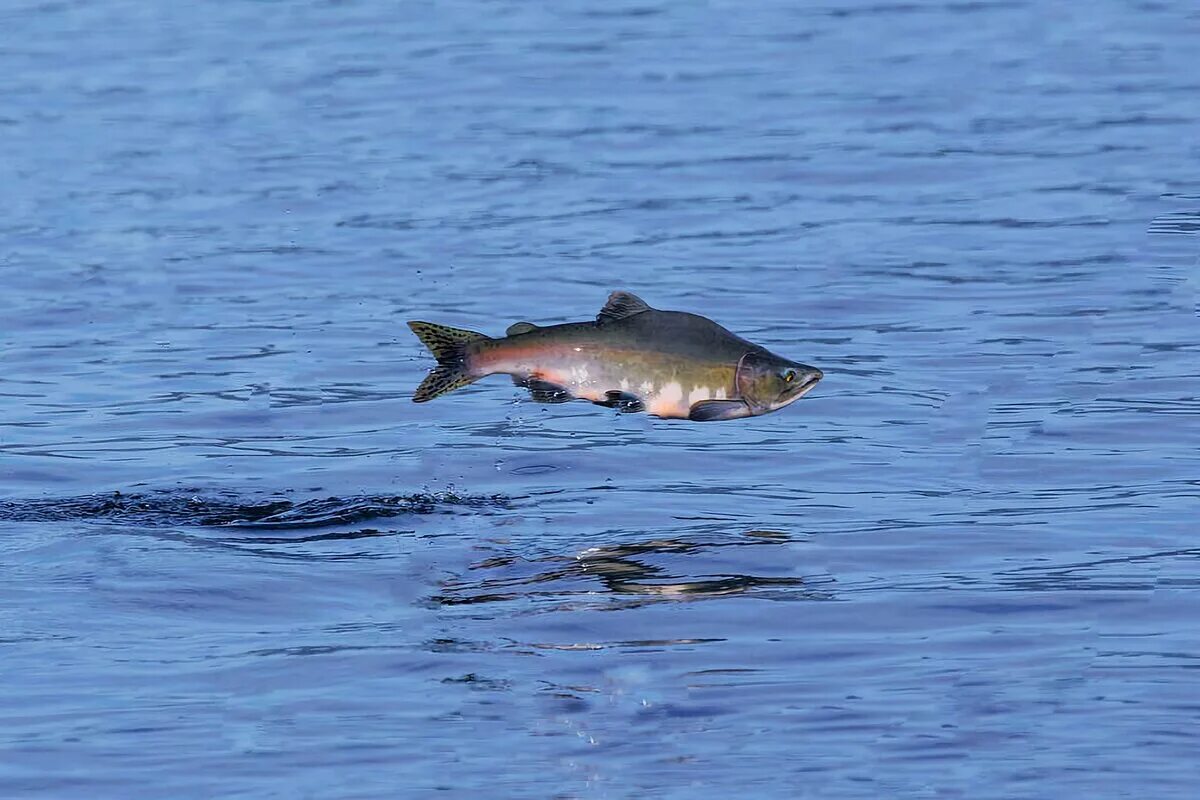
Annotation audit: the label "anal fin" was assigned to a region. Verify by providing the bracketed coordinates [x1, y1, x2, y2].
[688, 399, 751, 422]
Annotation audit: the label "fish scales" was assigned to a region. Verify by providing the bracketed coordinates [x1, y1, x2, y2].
[474, 327, 734, 411]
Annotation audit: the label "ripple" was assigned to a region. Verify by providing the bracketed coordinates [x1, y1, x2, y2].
[0, 489, 507, 528]
[1148, 211, 1200, 235]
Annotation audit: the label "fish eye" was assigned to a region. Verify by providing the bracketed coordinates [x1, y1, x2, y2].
[783, 370, 796, 383]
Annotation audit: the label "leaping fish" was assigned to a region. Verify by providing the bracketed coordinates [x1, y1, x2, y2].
[407, 291, 822, 422]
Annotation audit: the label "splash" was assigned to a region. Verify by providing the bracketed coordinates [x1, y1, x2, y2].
[0, 489, 506, 529]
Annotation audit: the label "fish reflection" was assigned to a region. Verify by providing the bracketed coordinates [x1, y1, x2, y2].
[433, 530, 833, 607]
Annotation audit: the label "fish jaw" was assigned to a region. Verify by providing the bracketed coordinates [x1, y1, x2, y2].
[763, 366, 823, 414]
[733, 350, 824, 417]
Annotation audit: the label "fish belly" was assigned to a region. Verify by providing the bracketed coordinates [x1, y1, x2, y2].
[477, 346, 610, 403]
[593, 364, 733, 419]
[476, 340, 732, 418]
[643, 380, 729, 418]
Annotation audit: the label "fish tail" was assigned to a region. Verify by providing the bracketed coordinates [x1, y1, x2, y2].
[407, 321, 490, 402]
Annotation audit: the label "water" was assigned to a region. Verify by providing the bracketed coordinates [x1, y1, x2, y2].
[2, 0, 1199, 796]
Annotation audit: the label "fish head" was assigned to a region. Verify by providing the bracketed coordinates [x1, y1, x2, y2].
[736, 351, 823, 414]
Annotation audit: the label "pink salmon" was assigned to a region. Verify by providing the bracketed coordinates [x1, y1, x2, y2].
[408, 291, 822, 422]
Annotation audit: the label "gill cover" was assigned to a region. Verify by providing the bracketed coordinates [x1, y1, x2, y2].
[734, 351, 775, 412]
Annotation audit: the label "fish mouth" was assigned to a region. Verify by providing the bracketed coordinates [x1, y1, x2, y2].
[777, 367, 823, 408]
[800, 368, 823, 391]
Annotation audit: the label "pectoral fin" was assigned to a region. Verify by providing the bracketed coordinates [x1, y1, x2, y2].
[688, 399, 751, 422]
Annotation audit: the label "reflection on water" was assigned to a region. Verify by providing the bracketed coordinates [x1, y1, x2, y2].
[435, 529, 834, 607]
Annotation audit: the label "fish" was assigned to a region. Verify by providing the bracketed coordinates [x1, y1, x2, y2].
[407, 291, 822, 422]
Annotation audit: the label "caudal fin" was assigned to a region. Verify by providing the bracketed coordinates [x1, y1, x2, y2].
[407, 321, 490, 403]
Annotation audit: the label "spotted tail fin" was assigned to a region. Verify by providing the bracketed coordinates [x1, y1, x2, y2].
[407, 321, 490, 403]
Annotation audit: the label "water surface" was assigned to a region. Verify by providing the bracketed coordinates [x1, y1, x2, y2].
[2, 1, 1199, 797]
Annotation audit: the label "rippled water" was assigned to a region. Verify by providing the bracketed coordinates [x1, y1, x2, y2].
[3, 1, 1199, 796]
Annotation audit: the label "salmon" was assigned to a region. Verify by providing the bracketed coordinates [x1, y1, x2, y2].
[407, 291, 822, 422]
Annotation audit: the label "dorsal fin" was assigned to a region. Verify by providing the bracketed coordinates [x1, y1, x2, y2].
[506, 321, 539, 336]
[597, 291, 651, 325]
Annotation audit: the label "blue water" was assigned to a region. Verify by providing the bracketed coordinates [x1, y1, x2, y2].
[3, 1, 1199, 796]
